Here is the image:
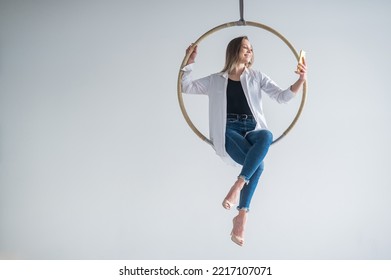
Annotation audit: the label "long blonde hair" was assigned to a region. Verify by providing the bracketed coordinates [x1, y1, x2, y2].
[221, 36, 254, 74]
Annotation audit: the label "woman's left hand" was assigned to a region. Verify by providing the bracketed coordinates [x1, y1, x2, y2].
[290, 57, 307, 93]
[295, 57, 307, 81]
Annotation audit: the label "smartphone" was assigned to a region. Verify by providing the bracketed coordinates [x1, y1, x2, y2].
[297, 50, 306, 72]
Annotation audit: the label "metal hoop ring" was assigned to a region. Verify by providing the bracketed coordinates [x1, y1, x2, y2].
[177, 20, 307, 145]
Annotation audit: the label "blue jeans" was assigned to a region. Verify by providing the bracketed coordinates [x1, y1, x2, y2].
[225, 116, 273, 212]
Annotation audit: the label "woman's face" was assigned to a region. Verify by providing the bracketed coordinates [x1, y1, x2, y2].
[239, 39, 253, 64]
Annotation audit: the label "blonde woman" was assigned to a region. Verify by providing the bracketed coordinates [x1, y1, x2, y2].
[181, 36, 307, 246]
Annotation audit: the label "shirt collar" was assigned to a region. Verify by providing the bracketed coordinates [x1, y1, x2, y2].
[219, 67, 250, 78]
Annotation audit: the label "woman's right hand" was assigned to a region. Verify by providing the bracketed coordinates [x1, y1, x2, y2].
[186, 44, 198, 65]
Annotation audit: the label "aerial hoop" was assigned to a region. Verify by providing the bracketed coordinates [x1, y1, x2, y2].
[177, 19, 307, 146]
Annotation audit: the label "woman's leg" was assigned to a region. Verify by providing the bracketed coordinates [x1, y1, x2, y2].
[239, 129, 273, 182]
[224, 127, 252, 208]
[225, 129, 272, 246]
[238, 162, 264, 211]
[231, 166, 263, 246]
[225, 129, 272, 210]
[236, 130, 272, 211]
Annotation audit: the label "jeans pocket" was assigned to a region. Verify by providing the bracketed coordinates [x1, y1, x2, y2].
[226, 117, 238, 123]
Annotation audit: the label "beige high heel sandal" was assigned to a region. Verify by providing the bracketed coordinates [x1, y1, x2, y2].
[230, 217, 244, 246]
[230, 231, 244, 246]
[222, 199, 235, 210]
[222, 178, 246, 210]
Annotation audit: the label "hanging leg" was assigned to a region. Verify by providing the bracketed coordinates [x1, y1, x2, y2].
[225, 128, 272, 246]
[223, 127, 252, 209]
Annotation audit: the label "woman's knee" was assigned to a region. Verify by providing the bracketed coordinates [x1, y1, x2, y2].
[261, 130, 273, 143]
[248, 129, 273, 145]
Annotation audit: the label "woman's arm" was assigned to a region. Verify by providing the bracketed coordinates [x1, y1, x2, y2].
[181, 44, 210, 95]
[259, 57, 307, 103]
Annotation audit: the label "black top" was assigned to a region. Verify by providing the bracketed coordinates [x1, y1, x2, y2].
[226, 79, 253, 116]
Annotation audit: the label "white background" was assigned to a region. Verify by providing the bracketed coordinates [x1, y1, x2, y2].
[0, 0, 390, 259]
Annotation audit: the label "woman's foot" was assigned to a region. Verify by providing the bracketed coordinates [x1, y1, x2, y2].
[231, 211, 247, 246]
[222, 178, 246, 210]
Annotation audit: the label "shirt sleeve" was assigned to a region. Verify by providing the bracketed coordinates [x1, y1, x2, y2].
[181, 63, 211, 95]
[259, 71, 295, 103]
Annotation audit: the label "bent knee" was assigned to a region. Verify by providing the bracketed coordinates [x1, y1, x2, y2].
[254, 129, 273, 145]
[262, 130, 273, 141]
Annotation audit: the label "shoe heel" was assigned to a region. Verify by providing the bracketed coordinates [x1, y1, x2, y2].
[230, 232, 244, 246]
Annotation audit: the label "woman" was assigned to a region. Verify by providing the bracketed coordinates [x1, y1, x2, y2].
[181, 36, 307, 246]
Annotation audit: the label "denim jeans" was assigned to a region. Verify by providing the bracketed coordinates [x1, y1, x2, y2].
[225, 116, 273, 212]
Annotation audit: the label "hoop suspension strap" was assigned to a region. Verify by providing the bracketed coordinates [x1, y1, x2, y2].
[239, 0, 245, 22]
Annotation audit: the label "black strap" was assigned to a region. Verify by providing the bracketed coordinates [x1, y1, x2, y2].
[239, 0, 245, 22]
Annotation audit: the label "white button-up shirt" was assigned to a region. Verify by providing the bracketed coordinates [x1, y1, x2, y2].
[181, 63, 295, 164]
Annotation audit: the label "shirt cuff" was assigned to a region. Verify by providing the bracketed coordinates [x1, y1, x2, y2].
[287, 87, 295, 95]
[181, 63, 195, 72]
[284, 87, 296, 101]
